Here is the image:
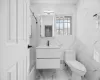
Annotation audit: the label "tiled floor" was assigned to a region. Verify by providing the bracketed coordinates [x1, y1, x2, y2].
[36, 66, 72, 80]
[36, 66, 87, 80]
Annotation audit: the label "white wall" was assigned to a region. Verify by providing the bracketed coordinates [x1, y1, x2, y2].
[76, 0, 100, 57]
[31, 3, 77, 49]
[29, 16, 37, 72]
[29, 14, 40, 73]
[76, 0, 100, 80]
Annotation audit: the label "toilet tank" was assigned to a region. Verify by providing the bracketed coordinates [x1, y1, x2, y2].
[64, 50, 76, 61]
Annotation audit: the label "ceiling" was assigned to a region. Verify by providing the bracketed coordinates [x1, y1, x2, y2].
[31, 0, 79, 5]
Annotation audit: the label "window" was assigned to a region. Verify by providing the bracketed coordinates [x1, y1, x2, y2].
[56, 16, 72, 35]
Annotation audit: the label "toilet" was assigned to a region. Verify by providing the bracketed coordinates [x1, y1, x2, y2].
[64, 50, 86, 80]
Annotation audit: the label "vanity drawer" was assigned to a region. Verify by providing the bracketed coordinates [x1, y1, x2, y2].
[36, 49, 61, 58]
[36, 59, 60, 69]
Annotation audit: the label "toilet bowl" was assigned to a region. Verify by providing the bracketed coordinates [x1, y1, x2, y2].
[64, 50, 86, 80]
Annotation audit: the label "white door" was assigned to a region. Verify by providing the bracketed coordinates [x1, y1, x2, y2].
[0, 0, 32, 80]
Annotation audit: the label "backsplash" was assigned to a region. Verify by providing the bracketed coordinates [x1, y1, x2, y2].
[39, 38, 62, 46]
[39, 35, 75, 50]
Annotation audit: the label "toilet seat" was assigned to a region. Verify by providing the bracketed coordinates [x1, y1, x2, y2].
[66, 61, 86, 72]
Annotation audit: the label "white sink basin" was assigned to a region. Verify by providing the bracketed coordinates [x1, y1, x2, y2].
[36, 45, 60, 49]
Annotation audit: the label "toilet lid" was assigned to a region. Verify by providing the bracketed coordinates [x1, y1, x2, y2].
[67, 61, 86, 72]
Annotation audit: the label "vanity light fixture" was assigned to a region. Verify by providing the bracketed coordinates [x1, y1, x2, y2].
[44, 10, 54, 15]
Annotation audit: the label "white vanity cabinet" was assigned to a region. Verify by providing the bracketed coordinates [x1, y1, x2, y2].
[36, 47, 61, 69]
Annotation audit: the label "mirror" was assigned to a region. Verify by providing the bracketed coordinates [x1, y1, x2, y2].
[40, 15, 54, 37]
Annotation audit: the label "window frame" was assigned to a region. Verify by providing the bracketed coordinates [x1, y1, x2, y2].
[55, 15, 72, 36]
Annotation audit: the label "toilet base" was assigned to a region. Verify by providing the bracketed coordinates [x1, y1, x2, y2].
[72, 72, 82, 80]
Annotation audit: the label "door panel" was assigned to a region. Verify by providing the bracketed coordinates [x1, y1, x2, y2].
[7, 0, 18, 42]
[0, 0, 31, 80]
[18, 57, 27, 80]
[7, 63, 18, 80]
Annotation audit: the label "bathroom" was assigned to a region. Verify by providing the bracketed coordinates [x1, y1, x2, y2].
[29, 0, 100, 80]
[0, 0, 100, 80]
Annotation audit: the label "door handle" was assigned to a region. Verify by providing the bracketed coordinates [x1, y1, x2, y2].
[28, 45, 33, 49]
